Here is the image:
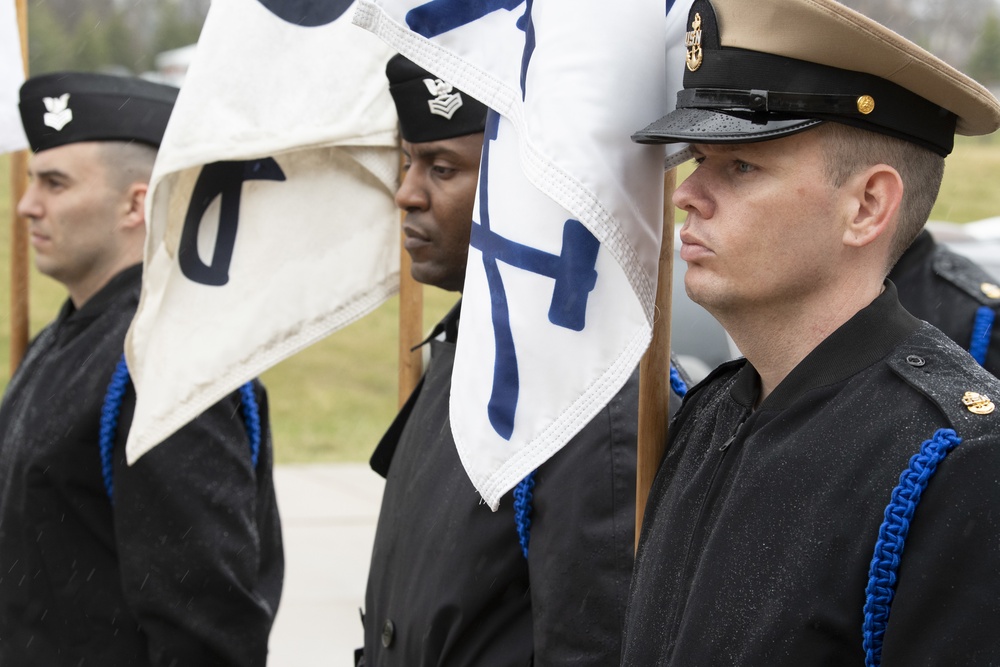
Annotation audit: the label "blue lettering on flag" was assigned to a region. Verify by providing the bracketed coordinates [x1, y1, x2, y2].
[179, 159, 286, 287]
[474, 111, 519, 440]
[470, 111, 600, 440]
[406, 0, 536, 108]
[516, 0, 535, 99]
[470, 222, 598, 332]
[254, 0, 353, 27]
[405, 0, 524, 38]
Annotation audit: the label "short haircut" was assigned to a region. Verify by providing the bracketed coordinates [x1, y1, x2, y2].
[815, 122, 945, 272]
[97, 141, 158, 193]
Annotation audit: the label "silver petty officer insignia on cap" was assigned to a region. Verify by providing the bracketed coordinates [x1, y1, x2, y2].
[423, 78, 464, 120]
[43, 93, 73, 131]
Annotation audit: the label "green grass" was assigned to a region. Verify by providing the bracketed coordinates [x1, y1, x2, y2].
[933, 134, 1000, 222]
[2, 134, 999, 462]
[258, 289, 455, 463]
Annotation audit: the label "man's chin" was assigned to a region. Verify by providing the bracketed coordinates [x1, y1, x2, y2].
[33, 259, 58, 280]
[410, 264, 454, 292]
[684, 277, 733, 316]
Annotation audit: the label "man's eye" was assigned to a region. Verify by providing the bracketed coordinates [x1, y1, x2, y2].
[432, 165, 456, 177]
[736, 161, 754, 174]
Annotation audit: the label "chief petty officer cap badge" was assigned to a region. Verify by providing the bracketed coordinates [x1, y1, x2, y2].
[633, 0, 1000, 155]
[19, 71, 178, 153]
[386, 53, 488, 143]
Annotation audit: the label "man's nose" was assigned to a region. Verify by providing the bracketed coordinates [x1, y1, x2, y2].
[16, 182, 42, 221]
[672, 170, 714, 220]
[395, 168, 429, 212]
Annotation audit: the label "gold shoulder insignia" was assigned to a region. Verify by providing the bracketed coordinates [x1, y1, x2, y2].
[962, 391, 995, 415]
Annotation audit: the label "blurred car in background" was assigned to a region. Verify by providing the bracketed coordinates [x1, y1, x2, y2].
[668, 219, 1000, 385]
[927, 219, 1000, 280]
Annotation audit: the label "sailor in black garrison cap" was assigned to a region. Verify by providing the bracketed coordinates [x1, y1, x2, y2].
[0, 72, 284, 665]
[18, 71, 177, 152]
[358, 54, 643, 666]
[623, 1, 1000, 665]
[385, 53, 490, 146]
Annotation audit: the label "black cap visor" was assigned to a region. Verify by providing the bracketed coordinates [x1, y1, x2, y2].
[632, 107, 822, 145]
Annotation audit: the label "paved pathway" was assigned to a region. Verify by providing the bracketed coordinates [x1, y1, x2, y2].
[268, 463, 385, 666]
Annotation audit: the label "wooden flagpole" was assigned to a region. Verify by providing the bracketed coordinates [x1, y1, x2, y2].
[9, 0, 30, 375]
[397, 168, 423, 407]
[635, 168, 677, 550]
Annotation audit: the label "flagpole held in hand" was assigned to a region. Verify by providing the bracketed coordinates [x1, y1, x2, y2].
[9, 0, 30, 375]
[636, 168, 677, 551]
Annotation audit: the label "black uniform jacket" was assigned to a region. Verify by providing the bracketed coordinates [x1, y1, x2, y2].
[622, 284, 1000, 666]
[0, 265, 284, 666]
[364, 301, 638, 666]
[890, 229, 1000, 375]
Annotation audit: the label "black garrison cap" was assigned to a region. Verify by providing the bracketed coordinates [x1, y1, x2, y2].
[633, 0, 1000, 156]
[386, 54, 488, 143]
[19, 72, 178, 152]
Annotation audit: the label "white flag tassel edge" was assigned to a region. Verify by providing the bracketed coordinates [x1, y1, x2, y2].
[1, 0, 28, 154]
[355, 0, 675, 509]
[125, 0, 400, 463]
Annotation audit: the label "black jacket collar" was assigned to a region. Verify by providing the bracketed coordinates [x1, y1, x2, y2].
[731, 282, 922, 410]
[55, 264, 142, 329]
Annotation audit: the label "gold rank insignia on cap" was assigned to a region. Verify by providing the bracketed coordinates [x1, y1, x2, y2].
[633, 0, 1000, 155]
[981, 282, 1000, 299]
[686, 13, 703, 72]
[962, 391, 995, 415]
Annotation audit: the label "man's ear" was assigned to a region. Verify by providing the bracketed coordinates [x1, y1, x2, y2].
[842, 164, 903, 249]
[122, 182, 149, 231]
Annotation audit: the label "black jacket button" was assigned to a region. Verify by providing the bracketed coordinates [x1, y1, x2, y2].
[381, 619, 395, 648]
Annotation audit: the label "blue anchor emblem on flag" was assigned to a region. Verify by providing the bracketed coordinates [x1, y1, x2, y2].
[470, 111, 600, 440]
[403, 0, 598, 440]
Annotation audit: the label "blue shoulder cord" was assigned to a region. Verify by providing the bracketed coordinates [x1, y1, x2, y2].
[970, 306, 995, 367]
[513, 365, 689, 559]
[513, 472, 536, 559]
[669, 364, 689, 398]
[862, 428, 962, 667]
[858, 307, 989, 661]
[98, 354, 261, 505]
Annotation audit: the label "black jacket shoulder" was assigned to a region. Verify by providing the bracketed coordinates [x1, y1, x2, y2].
[888, 323, 1000, 439]
[932, 245, 1000, 307]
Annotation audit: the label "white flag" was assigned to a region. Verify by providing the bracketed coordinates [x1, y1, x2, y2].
[355, 0, 692, 509]
[124, 0, 400, 462]
[1, 0, 28, 154]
